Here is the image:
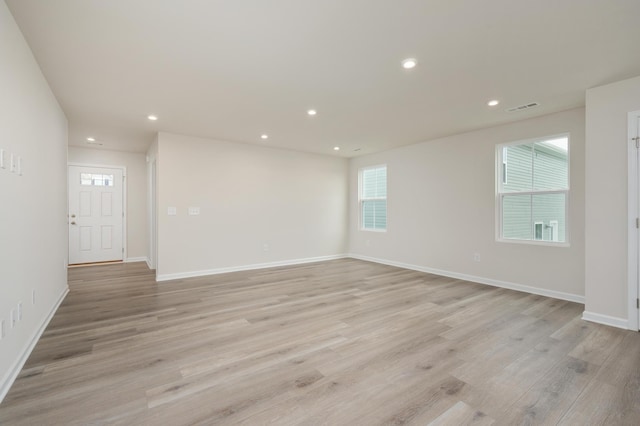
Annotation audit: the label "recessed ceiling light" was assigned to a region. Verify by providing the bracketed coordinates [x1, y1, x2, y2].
[333, 146, 340, 151]
[261, 134, 268, 140]
[86, 137, 95, 142]
[488, 100, 500, 107]
[307, 109, 317, 116]
[147, 115, 158, 121]
[402, 58, 417, 69]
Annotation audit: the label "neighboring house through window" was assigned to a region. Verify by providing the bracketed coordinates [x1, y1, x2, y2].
[497, 134, 569, 244]
[359, 165, 387, 231]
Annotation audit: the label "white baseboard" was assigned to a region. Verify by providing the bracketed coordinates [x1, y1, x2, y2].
[145, 258, 153, 270]
[582, 311, 629, 330]
[0, 286, 69, 403]
[125, 257, 148, 264]
[348, 254, 585, 304]
[156, 254, 348, 282]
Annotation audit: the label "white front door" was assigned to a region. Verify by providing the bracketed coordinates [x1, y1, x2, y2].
[68, 165, 124, 264]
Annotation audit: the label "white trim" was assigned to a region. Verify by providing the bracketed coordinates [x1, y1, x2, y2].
[582, 311, 629, 330]
[496, 237, 570, 248]
[68, 161, 126, 169]
[360, 228, 387, 233]
[67, 163, 128, 262]
[125, 257, 148, 264]
[628, 110, 640, 331]
[156, 254, 348, 282]
[0, 286, 69, 403]
[148, 159, 157, 271]
[348, 254, 585, 304]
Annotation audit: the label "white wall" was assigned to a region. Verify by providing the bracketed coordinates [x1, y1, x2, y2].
[585, 75, 640, 326]
[155, 132, 348, 279]
[0, 1, 68, 401]
[68, 146, 148, 261]
[349, 108, 586, 301]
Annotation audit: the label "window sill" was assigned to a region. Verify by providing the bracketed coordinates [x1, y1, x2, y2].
[361, 228, 387, 233]
[497, 238, 570, 248]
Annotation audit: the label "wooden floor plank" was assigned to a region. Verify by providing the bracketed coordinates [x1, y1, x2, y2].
[495, 355, 598, 424]
[0, 259, 638, 425]
[427, 401, 495, 426]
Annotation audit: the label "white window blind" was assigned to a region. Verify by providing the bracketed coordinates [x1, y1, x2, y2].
[360, 165, 387, 231]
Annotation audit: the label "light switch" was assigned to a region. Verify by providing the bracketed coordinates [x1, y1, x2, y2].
[10, 153, 16, 173]
[167, 206, 177, 216]
[188, 207, 200, 216]
[0, 149, 5, 169]
[17, 156, 22, 175]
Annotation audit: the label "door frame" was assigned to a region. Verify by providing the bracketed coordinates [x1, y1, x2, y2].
[626, 110, 640, 331]
[68, 162, 127, 264]
[149, 158, 157, 270]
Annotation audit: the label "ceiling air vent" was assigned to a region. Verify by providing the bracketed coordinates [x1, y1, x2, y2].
[506, 102, 540, 113]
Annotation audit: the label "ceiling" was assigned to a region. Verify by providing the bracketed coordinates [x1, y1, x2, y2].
[6, 0, 640, 157]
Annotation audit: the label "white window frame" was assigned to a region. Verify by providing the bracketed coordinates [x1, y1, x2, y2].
[359, 164, 387, 232]
[496, 133, 570, 247]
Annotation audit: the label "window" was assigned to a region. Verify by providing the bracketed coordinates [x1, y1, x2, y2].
[549, 220, 559, 242]
[497, 134, 569, 244]
[534, 222, 543, 240]
[81, 173, 114, 187]
[359, 165, 387, 231]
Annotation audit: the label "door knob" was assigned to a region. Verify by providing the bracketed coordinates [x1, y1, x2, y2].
[71, 214, 76, 218]
[70, 221, 76, 225]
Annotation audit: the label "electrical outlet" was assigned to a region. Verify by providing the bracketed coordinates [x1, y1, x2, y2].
[263, 243, 269, 252]
[473, 253, 481, 262]
[10, 153, 16, 173]
[10, 309, 15, 328]
[0, 320, 4, 340]
[17, 302, 22, 321]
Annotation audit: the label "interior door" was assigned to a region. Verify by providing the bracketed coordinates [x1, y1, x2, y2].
[68, 165, 124, 264]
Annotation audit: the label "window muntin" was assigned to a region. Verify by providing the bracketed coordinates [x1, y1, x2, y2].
[359, 165, 387, 231]
[497, 135, 569, 244]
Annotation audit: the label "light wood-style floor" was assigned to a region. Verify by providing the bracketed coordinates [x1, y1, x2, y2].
[1, 259, 639, 425]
